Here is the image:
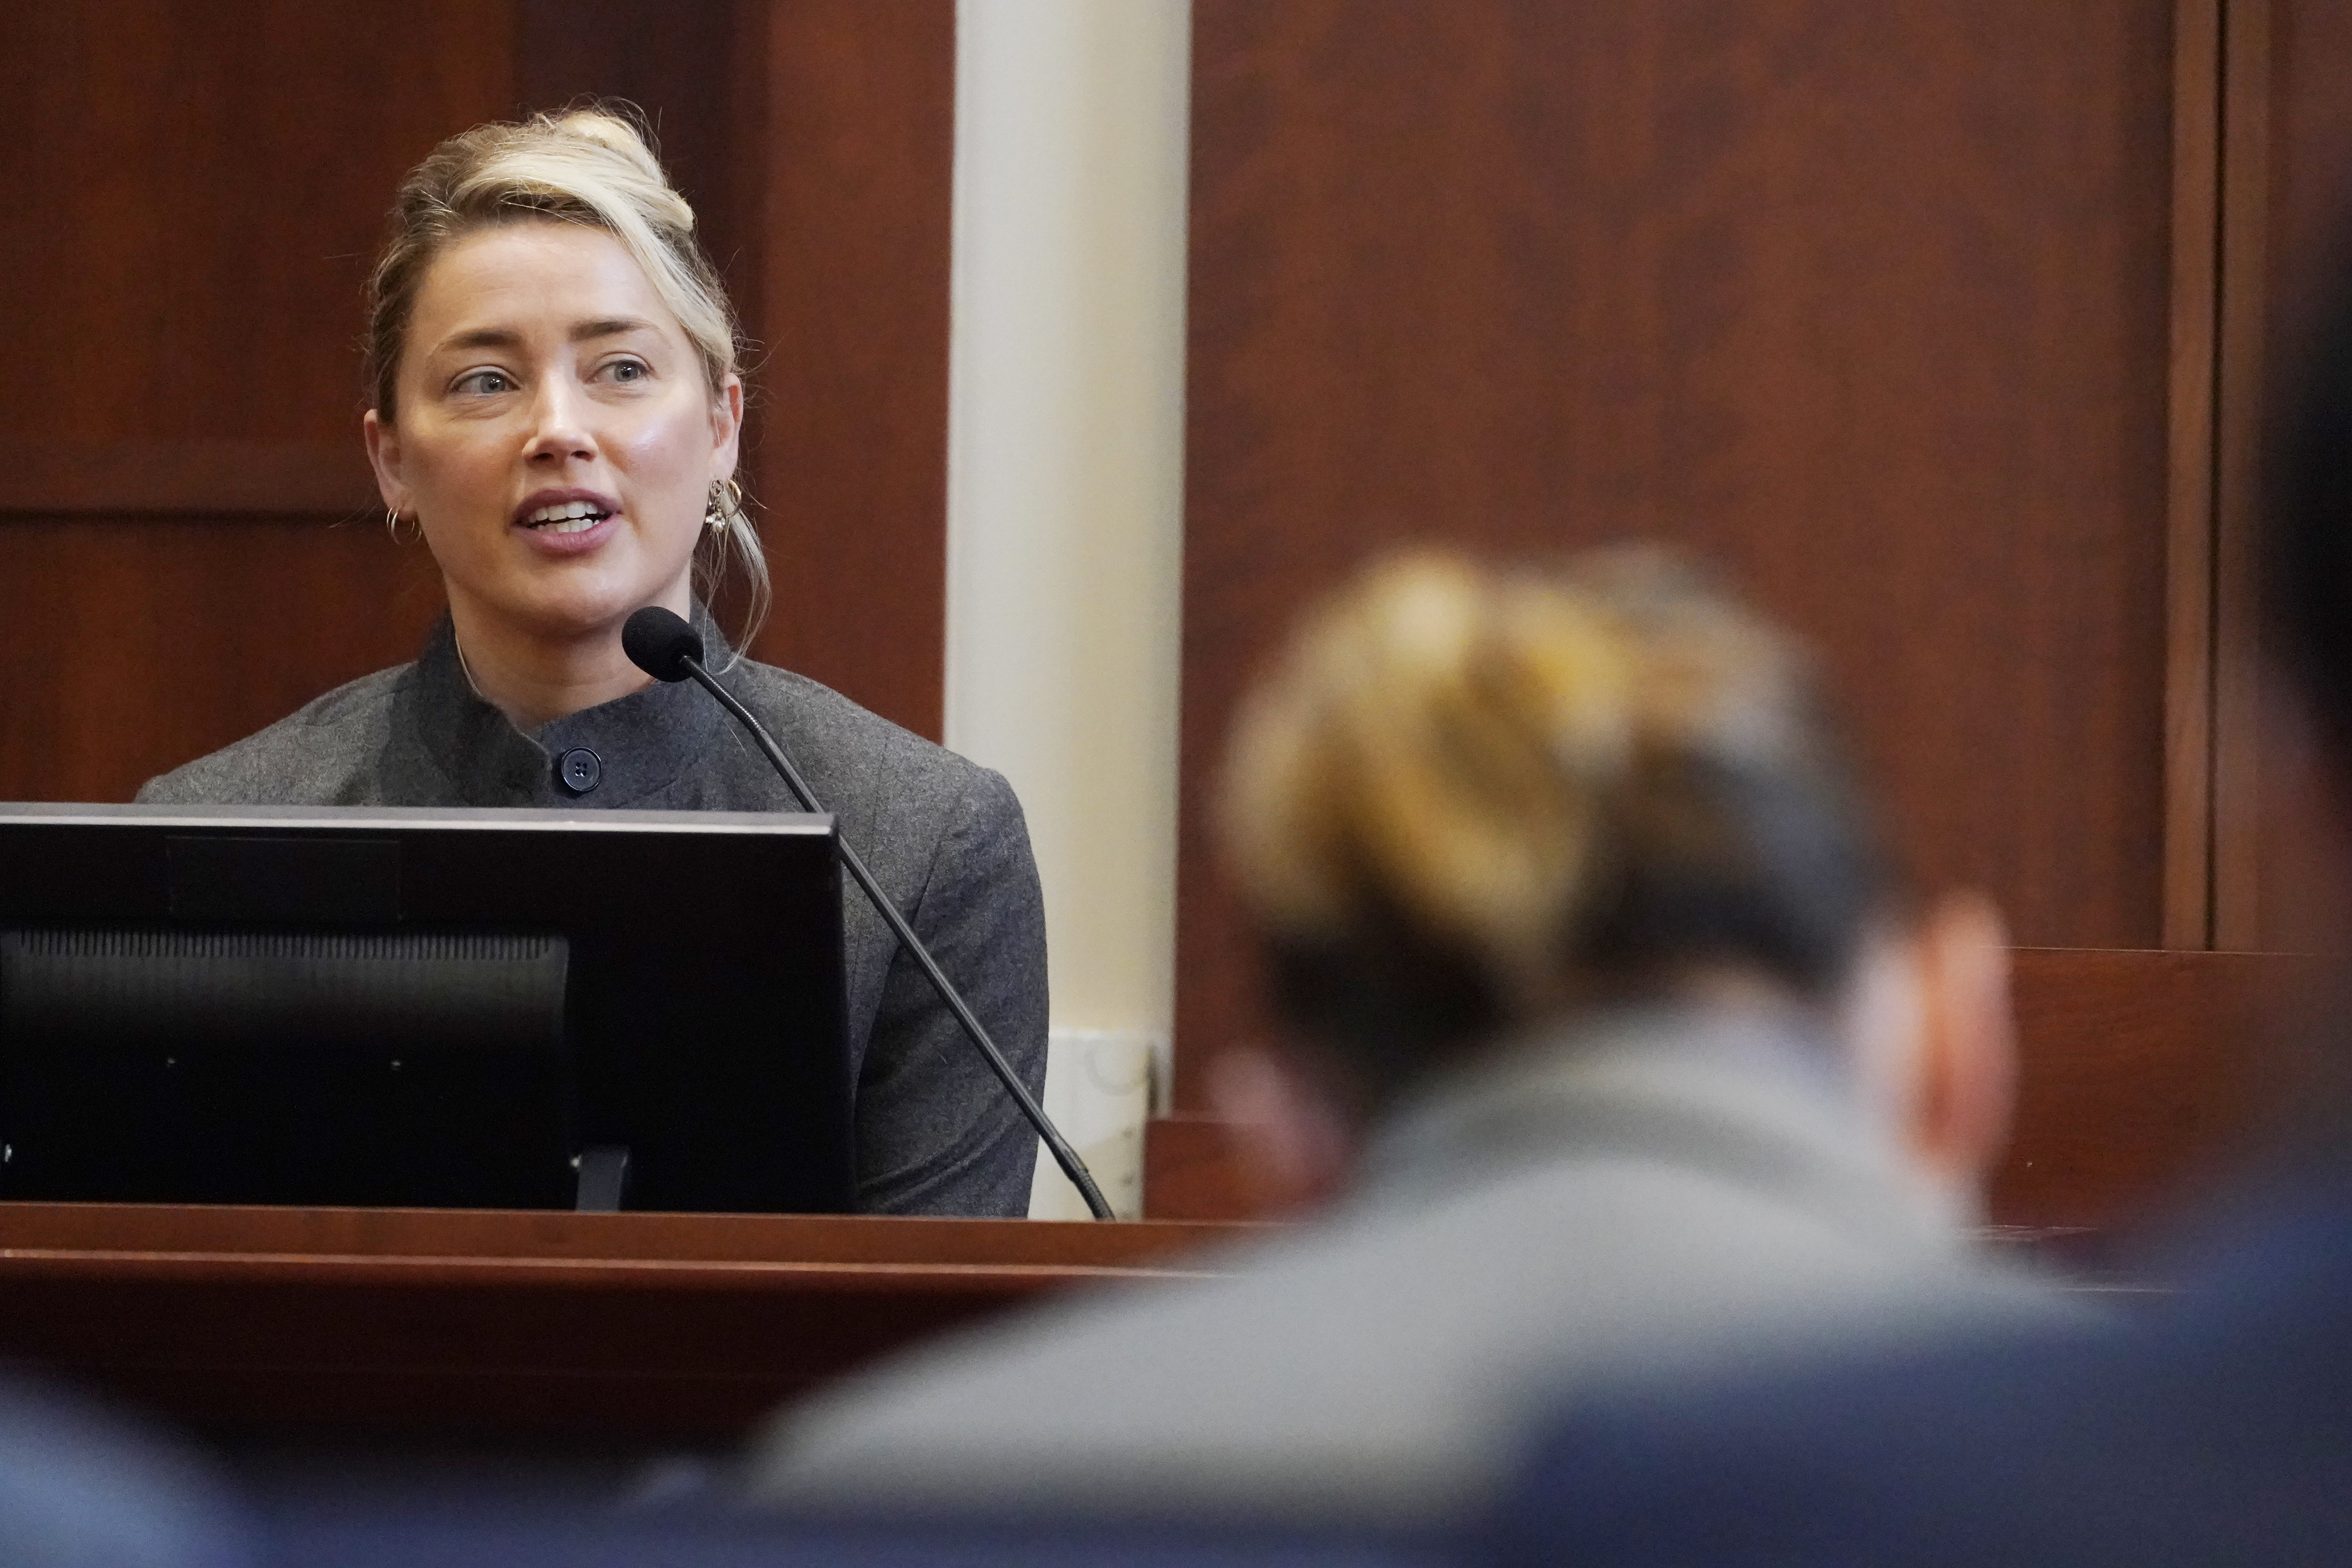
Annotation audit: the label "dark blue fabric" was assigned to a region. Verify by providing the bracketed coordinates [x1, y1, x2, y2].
[256, 1499, 1452, 1568]
[1486, 1181, 2352, 1564]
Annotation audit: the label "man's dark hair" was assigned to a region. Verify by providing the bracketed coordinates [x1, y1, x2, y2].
[2272, 271, 2352, 752]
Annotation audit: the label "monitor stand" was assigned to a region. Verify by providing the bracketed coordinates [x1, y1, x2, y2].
[574, 1145, 631, 1212]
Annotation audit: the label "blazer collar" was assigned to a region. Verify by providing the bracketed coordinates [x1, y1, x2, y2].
[409, 604, 731, 808]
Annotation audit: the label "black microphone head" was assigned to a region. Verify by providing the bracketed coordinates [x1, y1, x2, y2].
[622, 606, 705, 682]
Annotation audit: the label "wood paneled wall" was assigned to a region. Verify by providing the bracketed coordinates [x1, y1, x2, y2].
[2266, 2, 2352, 358]
[746, 1, 956, 741]
[0, 0, 953, 809]
[0, 1, 511, 800]
[1176, 0, 2183, 1103]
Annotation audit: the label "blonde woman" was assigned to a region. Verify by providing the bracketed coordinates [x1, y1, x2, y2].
[751, 548, 2060, 1518]
[138, 111, 1047, 1217]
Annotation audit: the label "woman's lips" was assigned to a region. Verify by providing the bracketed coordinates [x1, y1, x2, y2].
[512, 509, 621, 557]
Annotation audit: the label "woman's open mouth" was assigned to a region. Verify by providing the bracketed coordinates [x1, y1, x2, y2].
[512, 492, 622, 557]
[521, 500, 613, 535]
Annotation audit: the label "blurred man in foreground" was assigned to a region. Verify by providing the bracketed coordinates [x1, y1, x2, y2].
[1483, 272, 2352, 1566]
[0, 1376, 247, 1567]
[747, 548, 2061, 1524]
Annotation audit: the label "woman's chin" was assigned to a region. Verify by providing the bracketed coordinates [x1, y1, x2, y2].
[458, 571, 691, 646]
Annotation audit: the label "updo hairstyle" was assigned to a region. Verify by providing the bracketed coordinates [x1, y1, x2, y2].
[1221, 548, 1888, 1103]
[365, 107, 768, 642]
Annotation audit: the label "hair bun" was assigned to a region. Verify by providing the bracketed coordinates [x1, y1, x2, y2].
[541, 109, 693, 230]
[550, 111, 664, 172]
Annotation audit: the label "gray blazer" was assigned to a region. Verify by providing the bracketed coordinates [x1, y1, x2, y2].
[137, 612, 1048, 1217]
[749, 1007, 2067, 1520]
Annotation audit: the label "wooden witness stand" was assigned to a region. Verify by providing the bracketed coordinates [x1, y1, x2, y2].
[0, 947, 2310, 1446]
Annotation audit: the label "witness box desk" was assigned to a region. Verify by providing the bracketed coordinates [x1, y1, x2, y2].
[0, 1205, 1252, 1443]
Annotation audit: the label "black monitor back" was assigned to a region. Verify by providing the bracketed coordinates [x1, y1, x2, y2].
[0, 805, 852, 1213]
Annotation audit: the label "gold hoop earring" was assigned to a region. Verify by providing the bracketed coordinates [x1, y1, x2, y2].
[385, 507, 419, 543]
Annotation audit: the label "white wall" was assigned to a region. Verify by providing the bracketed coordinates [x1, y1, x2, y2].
[942, 0, 1192, 1218]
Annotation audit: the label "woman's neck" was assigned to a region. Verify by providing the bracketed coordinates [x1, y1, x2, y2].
[445, 593, 682, 732]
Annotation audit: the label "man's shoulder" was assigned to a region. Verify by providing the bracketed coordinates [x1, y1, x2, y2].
[750, 1153, 2059, 1517]
[136, 664, 414, 805]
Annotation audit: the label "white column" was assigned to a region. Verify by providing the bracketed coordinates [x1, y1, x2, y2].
[944, 0, 1192, 1218]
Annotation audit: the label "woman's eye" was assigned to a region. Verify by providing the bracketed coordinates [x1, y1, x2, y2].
[454, 369, 513, 396]
[604, 359, 649, 383]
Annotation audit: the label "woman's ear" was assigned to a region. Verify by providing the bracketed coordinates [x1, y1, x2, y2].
[711, 374, 744, 476]
[362, 409, 411, 518]
[1841, 891, 2017, 1207]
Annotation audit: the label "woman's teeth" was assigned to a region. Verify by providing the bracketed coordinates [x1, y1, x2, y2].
[523, 501, 611, 533]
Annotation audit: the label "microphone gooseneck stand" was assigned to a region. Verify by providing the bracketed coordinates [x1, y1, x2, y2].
[624, 610, 1114, 1220]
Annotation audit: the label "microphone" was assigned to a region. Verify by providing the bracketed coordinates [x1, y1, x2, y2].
[622, 606, 1114, 1221]
[621, 609, 705, 683]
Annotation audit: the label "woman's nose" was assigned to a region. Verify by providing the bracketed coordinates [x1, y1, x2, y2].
[522, 378, 597, 464]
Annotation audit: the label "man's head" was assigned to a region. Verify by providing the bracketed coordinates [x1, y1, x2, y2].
[1214, 548, 2014, 1210]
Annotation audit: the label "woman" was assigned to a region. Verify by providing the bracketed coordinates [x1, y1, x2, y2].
[137, 110, 1047, 1218]
[750, 548, 2050, 1518]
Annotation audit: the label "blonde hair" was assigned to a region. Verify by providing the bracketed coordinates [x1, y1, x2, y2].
[365, 106, 769, 646]
[1222, 548, 1883, 1088]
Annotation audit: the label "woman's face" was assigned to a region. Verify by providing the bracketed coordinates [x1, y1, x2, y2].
[365, 220, 741, 648]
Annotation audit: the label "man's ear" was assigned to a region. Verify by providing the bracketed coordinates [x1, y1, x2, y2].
[363, 409, 411, 519]
[1206, 1041, 1358, 1217]
[1897, 890, 2018, 1196]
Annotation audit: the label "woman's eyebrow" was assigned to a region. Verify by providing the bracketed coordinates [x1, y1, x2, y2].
[434, 326, 523, 354]
[427, 318, 658, 355]
[571, 316, 657, 342]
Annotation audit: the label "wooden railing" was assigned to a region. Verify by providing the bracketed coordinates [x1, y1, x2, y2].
[0, 1205, 1254, 1443]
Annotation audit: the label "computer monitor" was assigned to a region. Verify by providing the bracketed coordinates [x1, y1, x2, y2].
[0, 804, 852, 1213]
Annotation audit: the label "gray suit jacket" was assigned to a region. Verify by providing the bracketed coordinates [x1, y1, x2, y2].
[137, 612, 1047, 1216]
[748, 1007, 2066, 1520]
